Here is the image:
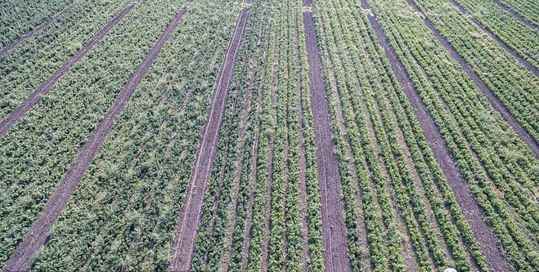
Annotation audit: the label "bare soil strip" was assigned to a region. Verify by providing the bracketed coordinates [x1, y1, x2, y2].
[360, 1, 511, 270]
[406, 0, 539, 158]
[449, 0, 538, 76]
[303, 9, 351, 272]
[494, 0, 539, 32]
[323, 35, 371, 269]
[2, 9, 186, 272]
[168, 9, 250, 272]
[0, 2, 137, 137]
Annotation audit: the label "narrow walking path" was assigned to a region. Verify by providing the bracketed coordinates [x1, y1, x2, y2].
[303, 1, 351, 271]
[167, 6, 250, 272]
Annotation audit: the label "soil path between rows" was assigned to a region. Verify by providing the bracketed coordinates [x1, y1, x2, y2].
[303, 8, 351, 272]
[449, 0, 538, 76]
[360, 1, 511, 271]
[494, 0, 539, 32]
[2, 9, 186, 272]
[406, 0, 539, 159]
[168, 8, 250, 272]
[0, 2, 137, 137]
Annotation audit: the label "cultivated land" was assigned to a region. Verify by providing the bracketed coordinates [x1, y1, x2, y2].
[0, 0, 537, 271]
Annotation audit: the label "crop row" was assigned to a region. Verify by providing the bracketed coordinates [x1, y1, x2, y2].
[412, 0, 539, 140]
[245, 0, 325, 270]
[500, 0, 539, 23]
[449, 0, 538, 67]
[0, 0, 73, 48]
[0, 0, 201, 267]
[406, 0, 539, 232]
[190, 1, 269, 270]
[29, 0, 244, 270]
[369, 0, 538, 269]
[190, 0, 327, 270]
[314, 0, 498, 270]
[0, 0, 131, 117]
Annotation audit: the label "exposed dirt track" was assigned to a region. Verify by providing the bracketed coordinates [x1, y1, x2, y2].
[449, 0, 538, 76]
[361, 1, 511, 271]
[168, 8, 250, 272]
[494, 0, 539, 32]
[303, 9, 351, 272]
[405, 0, 539, 159]
[0, 2, 136, 138]
[2, 9, 186, 272]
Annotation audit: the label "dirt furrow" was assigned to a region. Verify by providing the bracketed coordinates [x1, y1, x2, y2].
[322, 29, 372, 269]
[360, 1, 511, 271]
[494, 0, 539, 32]
[168, 8, 250, 272]
[449, 0, 538, 76]
[405, 0, 539, 159]
[2, 9, 186, 272]
[0, 2, 137, 137]
[302, 7, 351, 272]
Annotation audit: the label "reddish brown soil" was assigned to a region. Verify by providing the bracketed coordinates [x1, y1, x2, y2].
[494, 0, 539, 31]
[0, 2, 136, 137]
[303, 10, 351, 272]
[322, 30, 372, 269]
[362, 1, 511, 271]
[449, 0, 538, 76]
[405, 0, 539, 158]
[3, 9, 186, 272]
[168, 9, 250, 272]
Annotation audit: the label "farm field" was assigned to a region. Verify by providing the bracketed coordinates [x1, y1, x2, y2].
[0, 0, 537, 271]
